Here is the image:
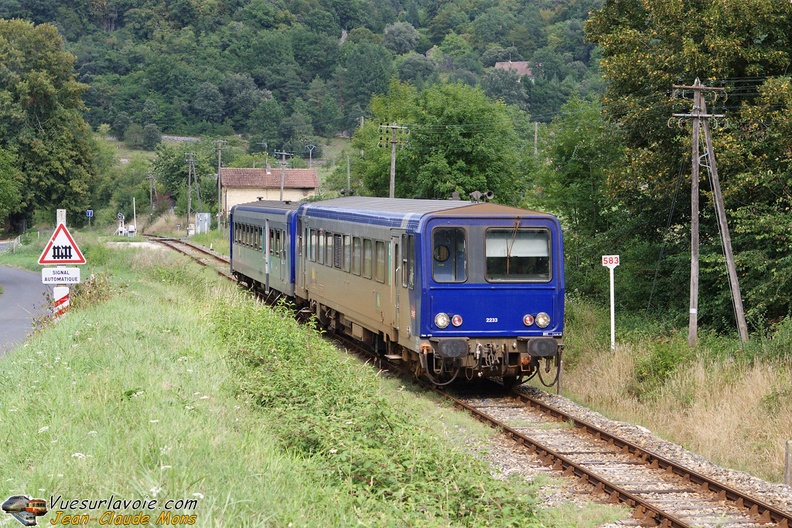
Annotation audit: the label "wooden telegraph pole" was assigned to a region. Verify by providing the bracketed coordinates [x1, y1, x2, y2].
[673, 78, 749, 345]
[378, 123, 409, 198]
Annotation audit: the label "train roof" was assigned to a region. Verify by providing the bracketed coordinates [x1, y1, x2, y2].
[300, 197, 557, 225]
[231, 200, 301, 214]
[231, 197, 559, 229]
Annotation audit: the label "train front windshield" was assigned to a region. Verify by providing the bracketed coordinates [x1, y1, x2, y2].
[430, 225, 553, 284]
[485, 228, 550, 282]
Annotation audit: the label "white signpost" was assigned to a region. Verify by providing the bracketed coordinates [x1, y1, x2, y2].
[38, 217, 86, 318]
[602, 255, 620, 350]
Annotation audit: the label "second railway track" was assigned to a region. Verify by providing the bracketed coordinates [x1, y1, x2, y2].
[155, 235, 792, 528]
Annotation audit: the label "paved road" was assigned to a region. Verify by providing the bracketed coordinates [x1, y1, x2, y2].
[0, 266, 50, 355]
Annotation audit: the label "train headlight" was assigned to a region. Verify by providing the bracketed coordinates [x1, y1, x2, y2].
[523, 314, 535, 326]
[451, 314, 463, 327]
[536, 312, 551, 328]
[435, 312, 450, 329]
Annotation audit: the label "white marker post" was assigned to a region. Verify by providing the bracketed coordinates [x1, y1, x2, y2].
[602, 255, 620, 350]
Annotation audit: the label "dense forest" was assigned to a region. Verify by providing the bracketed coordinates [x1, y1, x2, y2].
[4, 0, 792, 336]
[1, 0, 602, 139]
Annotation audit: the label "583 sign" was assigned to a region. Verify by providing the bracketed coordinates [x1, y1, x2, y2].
[602, 255, 620, 268]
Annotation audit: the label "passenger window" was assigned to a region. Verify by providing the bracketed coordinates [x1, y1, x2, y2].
[375, 240, 386, 283]
[343, 235, 351, 272]
[309, 229, 318, 262]
[318, 230, 324, 264]
[325, 233, 333, 267]
[363, 239, 372, 279]
[432, 227, 467, 283]
[333, 234, 343, 268]
[485, 228, 550, 281]
[352, 237, 361, 275]
[401, 234, 414, 289]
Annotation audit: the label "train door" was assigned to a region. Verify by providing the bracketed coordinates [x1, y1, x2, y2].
[263, 219, 270, 293]
[393, 231, 414, 346]
[295, 219, 305, 294]
[279, 229, 287, 284]
[391, 233, 400, 330]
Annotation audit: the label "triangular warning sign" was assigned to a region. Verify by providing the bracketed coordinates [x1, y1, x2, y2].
[38, 224, 86, 265]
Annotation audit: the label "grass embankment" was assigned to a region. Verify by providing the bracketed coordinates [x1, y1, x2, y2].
[0, 232, 624, 527]
[560, 294, 792, 483]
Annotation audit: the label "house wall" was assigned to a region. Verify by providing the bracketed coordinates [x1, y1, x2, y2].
[224, 188, 316, 215]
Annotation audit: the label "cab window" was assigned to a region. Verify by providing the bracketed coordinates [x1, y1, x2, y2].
[432, 227, 466, 283]
[485, 228, 550, 281]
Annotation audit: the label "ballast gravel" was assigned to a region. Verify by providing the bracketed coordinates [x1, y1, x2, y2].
[463, 385, 792, 526]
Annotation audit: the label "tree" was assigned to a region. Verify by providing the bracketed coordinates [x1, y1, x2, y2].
[396, 52, 438, 85]
[142, 123, 162, 150]
[383, 22, 419, 55]
[480, 68, 529, 112]
[0, 19, 95, 229]
[585, 0, 792, 329]
[337, 42, 393, 110]
[220, 73, 268, 132]
[0, 148, 22, 224]
[355, 81, 526, 203]
[192, 82, 225, 123]
[151, 142, 216, 215]
[142, 99, 159, 124]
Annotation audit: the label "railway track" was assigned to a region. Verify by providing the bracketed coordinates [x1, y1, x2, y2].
[447, 385, 792, 528]
[156, 236, 792, 527]
[146, 235, 231, 279]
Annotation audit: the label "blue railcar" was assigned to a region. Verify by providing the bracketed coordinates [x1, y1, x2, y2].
[230, 196, 564, 387]
[230, 200, 300, 296]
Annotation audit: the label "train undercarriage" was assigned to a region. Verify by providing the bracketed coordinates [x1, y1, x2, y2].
[310, 299, 562, 389]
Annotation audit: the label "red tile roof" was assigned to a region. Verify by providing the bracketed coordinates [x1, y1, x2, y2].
[220, 168, 318, 189]
[494, 61, 533, 78]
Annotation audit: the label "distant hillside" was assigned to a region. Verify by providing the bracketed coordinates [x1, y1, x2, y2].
[1, 0, 604, 148]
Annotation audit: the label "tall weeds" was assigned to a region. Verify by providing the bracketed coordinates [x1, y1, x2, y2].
[562, 296, 792, 482]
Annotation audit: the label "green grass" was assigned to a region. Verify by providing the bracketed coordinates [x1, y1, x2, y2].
[1, 232, 628, 527]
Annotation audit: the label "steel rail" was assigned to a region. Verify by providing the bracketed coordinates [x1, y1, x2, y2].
[443, 391, 691, 528]
[146, 236, 231, 278]
[510, 390, 791, 528]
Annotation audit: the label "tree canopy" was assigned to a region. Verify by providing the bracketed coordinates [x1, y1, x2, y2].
[337, 80, 527, 204]
[582, 0, 792, 329]
[0, 19, 95, 228]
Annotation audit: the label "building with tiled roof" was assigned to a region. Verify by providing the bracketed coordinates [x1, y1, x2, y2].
[220, 166, 319, 219]
[494, 61, 533, 79]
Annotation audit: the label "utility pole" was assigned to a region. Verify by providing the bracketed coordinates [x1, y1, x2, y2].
[305, 143, 317, 194]
[305, 143, 315, 167]
[185, 152, 202, 230]
[274, 149, 293, 201]
[147, 171, 156, 215]
[673, 78, 749, 345]
[378, 123, 409, 199]
[214, 139, 227, 231]
[534, 122, 539, 155]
